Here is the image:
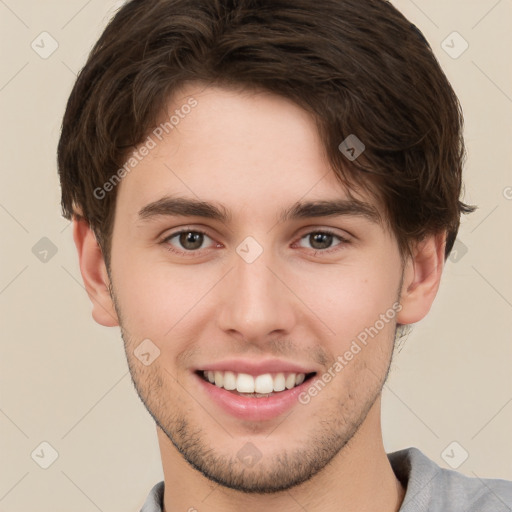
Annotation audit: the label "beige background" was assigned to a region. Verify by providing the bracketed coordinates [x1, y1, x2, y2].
[1, 0, 511, 511]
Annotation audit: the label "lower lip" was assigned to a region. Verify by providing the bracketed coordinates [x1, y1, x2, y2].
[194, 372, 313, 421]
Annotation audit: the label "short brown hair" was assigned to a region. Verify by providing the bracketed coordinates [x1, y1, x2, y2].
[58, 0, 475, 269]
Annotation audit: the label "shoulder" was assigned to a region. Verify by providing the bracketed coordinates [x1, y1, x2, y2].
[140, 481, 164, 512]
[388, 447, 512, 512]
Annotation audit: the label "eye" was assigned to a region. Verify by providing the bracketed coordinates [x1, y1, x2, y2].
[296, 230, 349, 253]
[160, 227, 350, 258]
[162, 229, 218, 255]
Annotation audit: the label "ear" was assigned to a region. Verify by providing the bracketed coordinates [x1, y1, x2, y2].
[396, 232, 446, 325]
[72, 217, 119, 327]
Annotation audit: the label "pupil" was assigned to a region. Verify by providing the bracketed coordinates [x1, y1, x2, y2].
[180, 232, 203, 250]
[311, 233, 332, 249]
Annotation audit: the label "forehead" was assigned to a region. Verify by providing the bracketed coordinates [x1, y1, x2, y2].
[115, 83, 384, 226]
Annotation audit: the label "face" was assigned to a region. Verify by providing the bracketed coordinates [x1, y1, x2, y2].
[107, 84, 404, 493]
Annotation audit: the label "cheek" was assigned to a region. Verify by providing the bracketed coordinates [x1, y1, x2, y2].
[111, 229, 402, 347]
[298, 259, 401, 341]
[111, 253, 217, 339]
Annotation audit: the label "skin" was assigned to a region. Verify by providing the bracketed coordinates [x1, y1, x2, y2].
[73, 84, 446, 512]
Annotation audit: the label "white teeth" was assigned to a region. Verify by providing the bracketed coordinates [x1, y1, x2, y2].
[285, 373, 296, 389]
[214, 371, 224, 387]
[273, 372, 286, 392]
[255, 374, 274, 394]
[223, 371, 237, 390]
[202, 370, 309, 394]
[236, 373, 255, 393]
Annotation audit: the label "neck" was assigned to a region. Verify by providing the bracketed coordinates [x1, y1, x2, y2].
[158, 397, 405, 512]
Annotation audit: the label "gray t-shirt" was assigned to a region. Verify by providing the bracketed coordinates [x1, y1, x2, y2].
[140, 447, 512, 511]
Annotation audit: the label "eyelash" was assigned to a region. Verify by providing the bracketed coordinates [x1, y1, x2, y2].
[161, 228, 351, 257]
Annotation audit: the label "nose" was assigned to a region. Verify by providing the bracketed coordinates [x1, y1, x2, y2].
[216, 245, 298, 344]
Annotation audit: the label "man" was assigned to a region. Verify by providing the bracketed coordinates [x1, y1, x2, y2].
[57, 0, 512, 510]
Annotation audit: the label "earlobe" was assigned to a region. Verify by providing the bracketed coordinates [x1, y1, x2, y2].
[72, 217, 119, 327]
[396, 232, 446, 326]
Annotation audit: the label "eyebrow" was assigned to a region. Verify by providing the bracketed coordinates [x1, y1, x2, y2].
[137, 196, 381, 225]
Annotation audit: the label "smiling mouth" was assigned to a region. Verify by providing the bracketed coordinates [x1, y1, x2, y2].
[196, 370, 317, 397]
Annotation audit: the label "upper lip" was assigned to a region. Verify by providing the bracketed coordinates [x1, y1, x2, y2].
[194, 358, 318, 376]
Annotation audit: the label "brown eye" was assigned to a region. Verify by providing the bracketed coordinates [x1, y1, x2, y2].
[296, 230, 349, 254]
[178, 231, 204, 250]
[163, 229, 215, 254]
[309, 232, 334, 250]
